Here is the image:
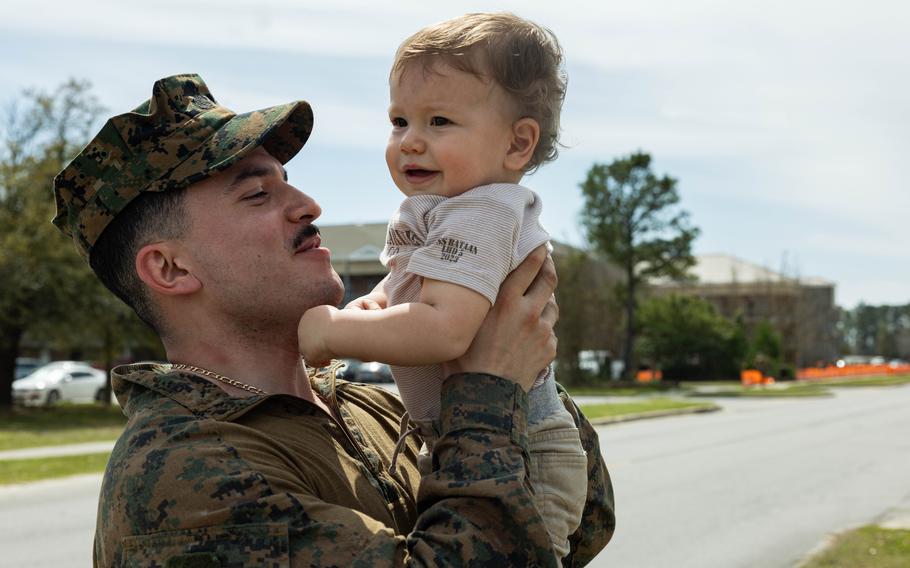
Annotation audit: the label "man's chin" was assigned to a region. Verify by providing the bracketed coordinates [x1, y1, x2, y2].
[307, 273, 345, 310]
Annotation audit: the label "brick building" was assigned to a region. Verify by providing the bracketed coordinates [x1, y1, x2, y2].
[651, 254, 839, 367]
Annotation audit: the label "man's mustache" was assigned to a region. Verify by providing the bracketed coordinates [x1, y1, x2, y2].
[292, 224, 321, 250]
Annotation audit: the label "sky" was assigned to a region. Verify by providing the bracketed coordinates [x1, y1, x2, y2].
[1, 0, 907, 308]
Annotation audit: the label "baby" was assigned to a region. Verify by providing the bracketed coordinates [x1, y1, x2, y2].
[299, 12, 586, 559]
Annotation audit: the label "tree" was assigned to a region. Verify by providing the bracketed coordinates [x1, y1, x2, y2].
[579, 151, 699, 379]
[839, 303, 910, 359]
[0, 80, 162, 408]
[553, 248, 622, 384]
[638, 294, 746, 381]
[745, 320, 785, 378]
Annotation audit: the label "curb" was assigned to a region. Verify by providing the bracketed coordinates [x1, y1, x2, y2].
[876, 501, 910, 530]
[0, 441, 116, 461]
[795, 497, 910, 566]
[588, 403, 720, 425]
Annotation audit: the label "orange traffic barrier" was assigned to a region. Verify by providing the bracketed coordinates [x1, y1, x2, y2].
[636, 369, 663, 382]
[741, 369, 775, 386]
[796, 363, 910, 381]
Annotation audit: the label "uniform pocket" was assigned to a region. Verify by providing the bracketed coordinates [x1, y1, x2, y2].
[121, 522, 289, 568]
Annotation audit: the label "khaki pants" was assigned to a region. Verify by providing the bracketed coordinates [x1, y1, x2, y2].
[416, 401, 587, 561]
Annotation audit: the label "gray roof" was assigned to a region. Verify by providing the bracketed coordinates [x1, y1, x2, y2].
[319, 223, 387, 262]
[678, 254, 834, 286]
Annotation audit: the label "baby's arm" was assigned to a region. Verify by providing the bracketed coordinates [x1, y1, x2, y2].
[344, 276, 389, 311]
[299, 279, 490, 366]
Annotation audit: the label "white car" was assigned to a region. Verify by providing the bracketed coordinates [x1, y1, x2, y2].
[12, 361, 109, 406]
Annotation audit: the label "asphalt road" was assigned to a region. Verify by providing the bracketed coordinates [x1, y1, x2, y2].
[589, 384, 910, 567]
[0, 473, 102, 568]
[1, 384, 907, 567]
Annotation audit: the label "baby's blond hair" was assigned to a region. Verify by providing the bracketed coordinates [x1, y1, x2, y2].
[392, 12, 566, 172]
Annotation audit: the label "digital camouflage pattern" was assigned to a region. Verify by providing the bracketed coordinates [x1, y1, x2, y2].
[52, 74, 313, 260]
[96, 365, 614, 566]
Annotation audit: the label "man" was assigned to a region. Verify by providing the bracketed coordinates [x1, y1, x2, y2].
[53, 74, 614, 566]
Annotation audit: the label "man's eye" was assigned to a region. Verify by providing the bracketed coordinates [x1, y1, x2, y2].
[391, 117, 407, 127]
[430, 116, 450, 126]
[242, 191, 268, 201]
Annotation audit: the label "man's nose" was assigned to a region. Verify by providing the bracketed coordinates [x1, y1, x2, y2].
[287, 188, 321, 222]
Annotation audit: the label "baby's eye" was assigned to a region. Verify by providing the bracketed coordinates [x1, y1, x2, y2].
[391, 117, 407, 127]
[430, 116, 450, 126]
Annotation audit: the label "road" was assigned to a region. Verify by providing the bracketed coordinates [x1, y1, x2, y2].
[0, 474, 101, 568]
[589, 384, 910, 567]
[1, 384, 908, 567]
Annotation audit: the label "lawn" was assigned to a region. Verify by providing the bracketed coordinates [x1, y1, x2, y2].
[567, 383, 681, 397]
[0, 452, 111, 485]
[801, 526, 910, 567]
[807, 374, 910, 388]
[0, 404, 126, 451]
[579, 398, 718, 420]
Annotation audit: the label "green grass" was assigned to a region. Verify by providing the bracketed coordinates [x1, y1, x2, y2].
[802, 526, 910, 567]
[0, 404, 126, 451]
[567, 383, 680, 397]
[579, 398, 717, 420]
[678, 381, 741, 388]
[0, 452, 110, 485]
[808, 374, 910, 388]
[687, 383, 832, 398]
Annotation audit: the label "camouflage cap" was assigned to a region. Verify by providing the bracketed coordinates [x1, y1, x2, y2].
[52, 73, 314, 260]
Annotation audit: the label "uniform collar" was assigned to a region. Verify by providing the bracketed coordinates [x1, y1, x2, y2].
[111, 362, 331, 421]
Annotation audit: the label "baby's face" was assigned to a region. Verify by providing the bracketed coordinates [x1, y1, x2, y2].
[386, 63, 520, 198]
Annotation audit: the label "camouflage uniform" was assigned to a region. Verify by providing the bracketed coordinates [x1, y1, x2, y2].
[96, 365, 614, 566]
[51, 75, 615, 566]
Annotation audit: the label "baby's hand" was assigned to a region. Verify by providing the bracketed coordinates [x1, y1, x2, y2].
[298, 305, 338, 367]
[345, 296, 384, 311]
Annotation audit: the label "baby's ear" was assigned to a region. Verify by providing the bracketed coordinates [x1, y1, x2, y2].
[504, 118, 541, 172]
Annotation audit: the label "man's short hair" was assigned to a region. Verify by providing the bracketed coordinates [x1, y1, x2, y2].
[391, 12, 567, 172]
[89, 189, 188, 332]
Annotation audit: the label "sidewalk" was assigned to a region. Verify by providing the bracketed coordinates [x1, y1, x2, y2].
[0, 441, 115, 461]
[877, 494, 910, 530]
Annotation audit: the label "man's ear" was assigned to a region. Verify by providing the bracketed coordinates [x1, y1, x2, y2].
[135, 242, 201, 297]
[504, 117, 541, 173]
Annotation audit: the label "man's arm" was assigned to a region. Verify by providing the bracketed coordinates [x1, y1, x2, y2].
[560, 386, 617, 565]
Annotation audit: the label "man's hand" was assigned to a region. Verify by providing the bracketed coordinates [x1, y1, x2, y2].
[298, 305, 338, 367]
[442, 246, 558, 392]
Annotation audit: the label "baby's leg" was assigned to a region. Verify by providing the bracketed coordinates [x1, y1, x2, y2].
[527, 367, 588, 561]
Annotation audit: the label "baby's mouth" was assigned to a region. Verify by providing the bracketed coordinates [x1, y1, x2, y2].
[404, 168, 437, 181]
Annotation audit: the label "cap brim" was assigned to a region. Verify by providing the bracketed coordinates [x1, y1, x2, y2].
[152, 100, 314, 192]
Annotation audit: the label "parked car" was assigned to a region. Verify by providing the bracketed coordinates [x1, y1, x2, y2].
[337, 359, 362, 381]
[335, 359, 393, 384]
[14, 357, 45, 380]
[354, 361, 394, 384]
[12, 361, 108, 406]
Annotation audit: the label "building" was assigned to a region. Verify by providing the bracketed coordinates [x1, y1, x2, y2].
[319, 223, 389, 306]
[651, 254, 838, 368]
